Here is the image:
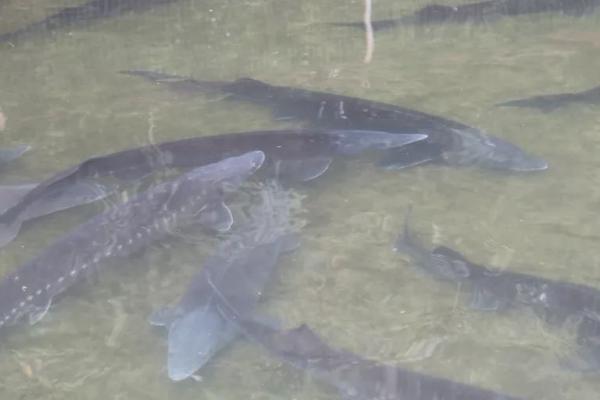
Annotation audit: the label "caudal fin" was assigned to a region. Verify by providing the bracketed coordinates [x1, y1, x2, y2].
[271, 157, 332, 182]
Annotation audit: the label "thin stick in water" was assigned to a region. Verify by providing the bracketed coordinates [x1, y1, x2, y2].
[363, 0, 374, 63]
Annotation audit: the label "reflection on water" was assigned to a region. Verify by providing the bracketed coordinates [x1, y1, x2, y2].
[1, 0, 600, 399]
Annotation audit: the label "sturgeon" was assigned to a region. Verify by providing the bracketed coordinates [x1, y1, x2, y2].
[497, 84, 600, 112]
[0, 151, 264, 332]
[0, 0, 179, 44]
[394, 211, 600, 370]
[122, 70, 547, 173]
[231, 320, 524, 400]
[330, 0, 600, 31]
[0, 129, 425, 248]
[206, 273, 524, 400]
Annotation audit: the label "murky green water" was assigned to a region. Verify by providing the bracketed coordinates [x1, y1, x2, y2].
[1, 0, 600, 398]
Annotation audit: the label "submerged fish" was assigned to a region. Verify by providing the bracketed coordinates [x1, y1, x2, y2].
[0, 145, 107, 229]
[0, 144, 29, 168]
[497, 85, 600, 112]
[394, 211, 600, 370]
[150, 181, 300, 381]
[329, 0, 600, 31]
[122, 70, 548, 173]
[0, 0, 178, 44]
[0, 129, 424, 249]
[213, 318, 523, 399]
[0, 181, 109, 221]
[0, 151, 264, 333]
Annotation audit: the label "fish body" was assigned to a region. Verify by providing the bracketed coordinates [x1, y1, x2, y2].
[394, 214, 600, 369]
[0, 151, 265, 331]
[497, 85, 600, 112]
[228, 320, 524, 400]
[0, 129, 424, 248]
[123, 70, 547, 173]
[0, 0, 178, 44]
[330, 0, 600, 31]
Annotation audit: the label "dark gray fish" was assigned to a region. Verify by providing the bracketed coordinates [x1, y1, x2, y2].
[0, 151, 265, 333]
[0, 181, 110, 220]
[215, 319, 523, 400]
[329, 0, 600, 31]
[0, 129, 424, 249]
[0, 0, 178, 44]
[0, 145, 108, 231]
[122, 70, 547, 173]
[394, 211, 600, 370]
[0, 144, 29, 167]
[150, 181, 300, 381]
[497, 85, 600, 112]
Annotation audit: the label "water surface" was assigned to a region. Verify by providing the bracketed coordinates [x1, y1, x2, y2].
[1, 1, 600, 398]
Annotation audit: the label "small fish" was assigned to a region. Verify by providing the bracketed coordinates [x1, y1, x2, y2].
[328, 0, 600, 31]
[0, 0, 179, 44]
[122, 70, 547, 173]
[150, 181, 300, 381]
[394, 210, 600, 370]
[0, 129, 424, 249]
[497, 85, 600, 112]
[0, 151, 264, 334]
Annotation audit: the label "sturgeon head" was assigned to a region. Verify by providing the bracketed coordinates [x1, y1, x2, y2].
[156, 150, 265, 232]
[443, 128, 548, 172]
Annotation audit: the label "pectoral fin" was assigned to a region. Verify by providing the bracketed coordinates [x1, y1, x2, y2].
[376, 142, 440, 170]
[272, 157, 332, 182]
[432, 246, 470, 262]
[28, 298, 52, 325]
[195, 201, 233, 232]
[468, 285, 510, 311]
